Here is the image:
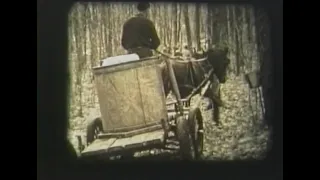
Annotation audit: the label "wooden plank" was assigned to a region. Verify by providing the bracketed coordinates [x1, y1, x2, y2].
[81, 130, 165, 157]
[98, 124, 163, 139]
[107, 130, 164, 153]
[81, 138, 117, 157]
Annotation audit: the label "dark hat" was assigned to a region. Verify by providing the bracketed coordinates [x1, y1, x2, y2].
[137, 2, 150, 11]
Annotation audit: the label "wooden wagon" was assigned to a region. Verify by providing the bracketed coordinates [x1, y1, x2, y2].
[77, 54, 214, 160]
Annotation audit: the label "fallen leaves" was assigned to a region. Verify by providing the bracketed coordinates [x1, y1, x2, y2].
[199, 76, 269, 160]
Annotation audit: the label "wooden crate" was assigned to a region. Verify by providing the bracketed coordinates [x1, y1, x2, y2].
[92, 57, 167, 133]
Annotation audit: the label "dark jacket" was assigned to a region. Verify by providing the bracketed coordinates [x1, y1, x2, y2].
[121, 14, 160, 51]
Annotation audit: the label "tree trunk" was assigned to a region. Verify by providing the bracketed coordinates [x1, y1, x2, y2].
[254, 7, 271, 71]
[177, 4, 182, 51]
[74, 5, 85, 117]
[171, 3, 178, 54]
[88, 5, 96, 69]
[183, 4, 193, 52]
[211, 7, 220, 46]
[107, 3, 113, 56]
[246, 6, 253, 43]
[232, 6, 241, 76]
[98, 7, 103, 58]
[236, 7, 245, 71]
[195, 3, 201, 51]
[207, 4, 212, 48]
[101, 4, 109, 57]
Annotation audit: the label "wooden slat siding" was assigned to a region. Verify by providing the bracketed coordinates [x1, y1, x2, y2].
[96, 68, 144, 132]
[93, 58, 168, 133]
[137, 65, 168, 125]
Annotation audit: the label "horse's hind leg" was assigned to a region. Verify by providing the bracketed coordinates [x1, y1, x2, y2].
[205, 82, 222, 127]
[213, 102, 221, 127]
[203, 95, 221, 127]
[204, 98, 213, 110]
[214, 85, 223, 127]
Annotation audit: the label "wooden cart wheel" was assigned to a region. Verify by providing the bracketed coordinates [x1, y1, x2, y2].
[188, 108, 204, 159]
[176, 115, 196, 160]
[86, 117, 103, 146]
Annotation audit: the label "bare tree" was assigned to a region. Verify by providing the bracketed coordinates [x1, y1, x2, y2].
[183, 3, 193, 52]
[195, 3, 201, 51]
[171, 3, 178, 54]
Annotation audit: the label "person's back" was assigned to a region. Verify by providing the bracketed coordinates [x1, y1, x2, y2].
[121, 3, 160, 59]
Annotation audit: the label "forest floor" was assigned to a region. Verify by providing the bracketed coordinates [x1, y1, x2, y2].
[68, 74, 271, 160]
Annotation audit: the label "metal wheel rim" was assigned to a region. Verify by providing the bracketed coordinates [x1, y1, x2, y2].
[190, 114, 201, 159]
[189, 133, 196, 159]
[192, 112, 203, 156]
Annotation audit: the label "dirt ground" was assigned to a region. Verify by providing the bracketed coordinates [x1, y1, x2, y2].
[68, 75, 271, 160]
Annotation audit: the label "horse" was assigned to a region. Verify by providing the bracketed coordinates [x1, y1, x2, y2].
[159, 47, 230, 126]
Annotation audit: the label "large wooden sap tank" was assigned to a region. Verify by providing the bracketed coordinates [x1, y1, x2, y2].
[92, 55, 168, 133]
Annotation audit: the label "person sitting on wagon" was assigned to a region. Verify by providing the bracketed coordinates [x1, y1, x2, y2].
[121, 2, 160, 59]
